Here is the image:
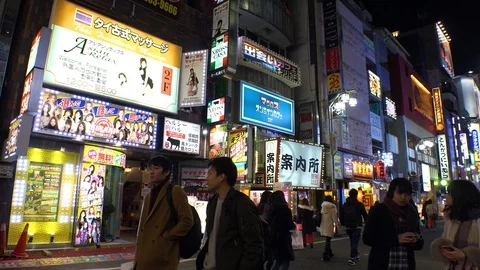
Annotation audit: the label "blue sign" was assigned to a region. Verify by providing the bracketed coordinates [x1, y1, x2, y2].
[472, 130, 479, 150]
[239, 81, 294, 135]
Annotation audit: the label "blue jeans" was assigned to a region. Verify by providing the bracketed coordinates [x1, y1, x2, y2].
[271, 260, 290, 270]
[346, 228, 362, 258]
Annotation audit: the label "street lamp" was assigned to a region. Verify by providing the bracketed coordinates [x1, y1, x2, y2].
[328, 89, 357, 193]
[414, 137, 437, 202]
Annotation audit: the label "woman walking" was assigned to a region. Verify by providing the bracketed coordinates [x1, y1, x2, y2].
[297, 198, 316, 248]
[431, 180, 480, 269]
[320, 195, 340, 261]
[363, 178, 424, 269]
[425, 199, 438, 231]
[267, 191, 295, 270]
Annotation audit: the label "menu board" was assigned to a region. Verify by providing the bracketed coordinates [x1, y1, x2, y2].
[24, 163, 62, 222]
[75, 163, 106, 245]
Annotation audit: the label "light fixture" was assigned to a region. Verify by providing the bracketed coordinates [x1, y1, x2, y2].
[418, 144, 426, 151]
[340, 93, 350, 103]
[334, 102, 346, 112]
[423, 140, 435, 148]
[202, 129, 208, 135]
[125, 168, 132, 173]
[348, 97, 357, 107]
[470, 165, 476, 170]
[441, 180, 448, 186]
[469, 71, 474, 74]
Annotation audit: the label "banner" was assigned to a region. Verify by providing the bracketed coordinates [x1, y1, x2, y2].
[179, 50, 208, 107]
[33, 89, 157, 149]
[83, 145, 126, 168]
[163, 117, 201, 154]
[240, 81, 295, 135]
[437, 134, 450, 180]
[432, 87, 445, 132]
[209, 124, 228, 159]
[75, 163, 106, 245]
[207, 97, 226, 124]
[45, 0, 182, 113]
[228, 129, 247, 163]
[265, 140, 279, 185]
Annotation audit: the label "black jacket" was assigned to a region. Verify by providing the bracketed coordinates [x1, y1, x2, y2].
[340, 197, 368, 228]
[268, 204, 295, 262]
[297, 205, 316, 234]
[363, 203, 424, 270]
[196, 188, 264, 270]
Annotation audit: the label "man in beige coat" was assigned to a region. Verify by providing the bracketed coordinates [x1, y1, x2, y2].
[134, 156, 193, 270]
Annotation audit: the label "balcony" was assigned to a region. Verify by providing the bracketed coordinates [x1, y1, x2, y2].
[238, 0, 293, 47]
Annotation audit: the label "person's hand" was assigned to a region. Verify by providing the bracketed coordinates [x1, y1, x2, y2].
[441, 245, 466, 262]
[398, 232, 417, 244]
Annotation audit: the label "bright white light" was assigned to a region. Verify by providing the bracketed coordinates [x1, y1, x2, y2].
[469, 70, 474, 74]
[334, 102, 346, 111]
[418, 145, 426, 151]
[202, 129, 208, 135]
[423, 140, 435, 148]
[340, 93, 350, 103]
[348, 97, 357, 107]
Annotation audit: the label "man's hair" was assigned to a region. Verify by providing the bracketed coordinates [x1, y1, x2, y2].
[148, 155, 172, 177]
[208, 157, 237, 186]
[386, 178, 412, 198]
[349, 188, 358, 198]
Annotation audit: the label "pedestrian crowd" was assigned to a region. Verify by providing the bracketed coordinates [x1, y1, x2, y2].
[131, 155, 480, 270]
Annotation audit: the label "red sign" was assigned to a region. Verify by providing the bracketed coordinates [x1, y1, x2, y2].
[375, 160, 386, 180]
[326, 47, 340, 72]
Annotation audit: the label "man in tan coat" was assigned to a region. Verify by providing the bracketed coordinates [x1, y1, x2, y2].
[134, 156, 193, 270]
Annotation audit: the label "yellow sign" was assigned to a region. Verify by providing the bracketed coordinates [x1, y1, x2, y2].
[327, 73, 342, 93]
[83, 145, 126, 168]
[368, 70, 381, 99]
[411, 75, 434, 121]
[432, 87, 445, 132]
[228, 129, 247, 163]
[51, 0, 181, 67]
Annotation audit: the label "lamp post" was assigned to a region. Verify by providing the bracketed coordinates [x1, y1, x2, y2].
[328, 89, 357, 194]
[414, 137, 437, 203]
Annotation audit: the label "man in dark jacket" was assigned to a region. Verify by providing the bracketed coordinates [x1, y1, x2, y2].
[340, 189, 368, 266]
[196, 157, 263, 270]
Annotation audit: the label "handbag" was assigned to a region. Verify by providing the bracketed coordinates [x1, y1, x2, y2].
[291, 230, 304, 250]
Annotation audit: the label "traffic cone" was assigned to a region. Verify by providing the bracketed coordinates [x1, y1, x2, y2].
[11, 223, 29, 258]
[0, 223, 6, 257]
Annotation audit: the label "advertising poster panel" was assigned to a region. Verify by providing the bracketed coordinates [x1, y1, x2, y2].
[179, 50, 208, 107]
[34, 90, 157, 149]
[163, 117, 201, 154]
[45, 0, 182, 113]
[209, 124, 228, 159]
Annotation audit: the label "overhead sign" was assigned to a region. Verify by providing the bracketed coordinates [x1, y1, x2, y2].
[163, 117, 200, 154]
[239, 81, 295, 135]
[5, 117, 22, 159]
[327, 72, 342, 94]
[45, 0, 182, 113]
[181, 167, 209, 180]
[212, 1, 229, 37]
[368, 70, 381, 99]
[375, 160, 386, 180]
[25, 27, 51, 76]
[238, 37, 301, 88]
[207, 97, 225, 124]
[421, 163, 431, 192]
[436, 23, 454, 77]
[432, 87, 445, 132]
[4, 114, 34, 161]
[129, 0, 180, 19]
[210, 33, 229, 76]
[471, 123, 480, 162]
[265, 139, 323, 188]
[33, 89, 158, 149]
[411, 75, 434, 121]
[20, 69, 43, 115]
[208, 124, 228, 159]
[228, 129, 247, 163]
[179, 50, 208, 107]
[83, 145, 126, 168]
[437, 134, 450, 181]
[352, 160, 374, 178]
[385, 97, 397, 120]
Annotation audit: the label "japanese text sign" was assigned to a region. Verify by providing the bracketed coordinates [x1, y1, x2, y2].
[238, 37, 301, 87]
[385, 97, 397, 120]
[228, 129, 247, 163]
[437, 134, 450, 181]
[33, 89, 158, 149]
[432, 87, 445, 132]
[240, 81, 295, 135]
[83, 145, 126, 168]
[181, 167, 209, 180]
[163, 117, 200, 154]
[45, 0, 182, 113]
[368, 70, 381, 99]
[327, 72, 342, 93]
[265, 140, 279, 185]
[352, 161, 374, 178]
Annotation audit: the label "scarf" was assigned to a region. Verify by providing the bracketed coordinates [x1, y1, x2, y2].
[384, 197, 416, 234]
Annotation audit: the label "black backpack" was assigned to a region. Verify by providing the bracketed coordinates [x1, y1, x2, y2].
[343, 202, 359, 228]
[166, 184, 202, 259]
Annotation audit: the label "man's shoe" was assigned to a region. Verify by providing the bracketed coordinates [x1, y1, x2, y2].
[323, 252, 331, 261]
[348, 259, 356, 266]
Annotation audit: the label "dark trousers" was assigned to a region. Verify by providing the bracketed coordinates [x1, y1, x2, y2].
[346, 228, 361, 258]
[324, 236, 332, 253]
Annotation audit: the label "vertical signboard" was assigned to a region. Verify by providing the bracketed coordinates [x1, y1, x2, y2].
[421, 163, 431, 192]
[179, 50, 208, 107]
[25, 27, 52, 76]
[265, 139, 279, 185]
[437, 134, 450, 181]
[432, 87, 445, 132]
[323, 0, 342, 95]
[471, 123, 480, 162]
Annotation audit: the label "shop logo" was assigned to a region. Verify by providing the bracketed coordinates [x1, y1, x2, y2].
[74, 9, 93, 27]
[93, 118, 115, 138]
[87, 149, 97, 160]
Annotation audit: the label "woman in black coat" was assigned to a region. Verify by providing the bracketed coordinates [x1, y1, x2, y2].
[268, 191, 296, 270]
[363, 178, 424, 270]
[297, 198, 316, 248]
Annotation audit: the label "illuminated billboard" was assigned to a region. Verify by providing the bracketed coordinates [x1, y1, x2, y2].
[436, 22, 454, 77]
[411, 75, 434, 121]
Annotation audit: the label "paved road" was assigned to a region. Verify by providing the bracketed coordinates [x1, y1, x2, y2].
[17, 223, 445, 270]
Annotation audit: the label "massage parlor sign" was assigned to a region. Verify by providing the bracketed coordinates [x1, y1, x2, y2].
[34, 90, 158, 149]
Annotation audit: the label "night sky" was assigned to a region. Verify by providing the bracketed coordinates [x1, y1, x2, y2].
[363, 0, 479, 76]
